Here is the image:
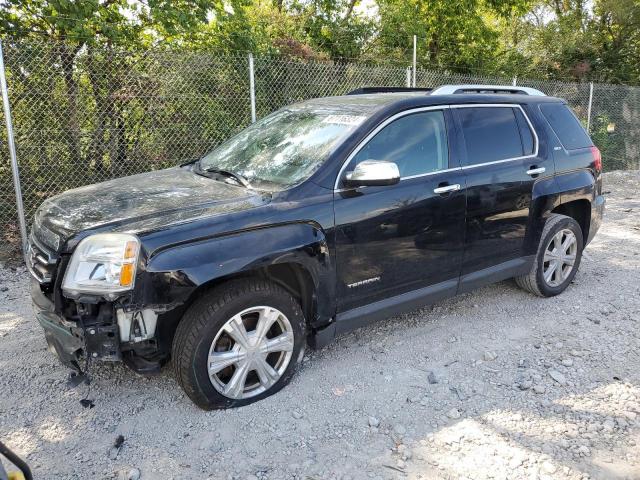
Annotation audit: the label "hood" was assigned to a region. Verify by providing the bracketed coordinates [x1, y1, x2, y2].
[33, 167, 269, 252]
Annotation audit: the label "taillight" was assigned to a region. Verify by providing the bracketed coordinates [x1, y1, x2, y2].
[590, 146, 602, 173]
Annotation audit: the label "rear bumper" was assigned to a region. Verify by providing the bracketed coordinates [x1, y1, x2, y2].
[587, 194, 605, 245]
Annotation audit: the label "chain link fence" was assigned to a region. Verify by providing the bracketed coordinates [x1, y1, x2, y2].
[1, 38, 639, 256]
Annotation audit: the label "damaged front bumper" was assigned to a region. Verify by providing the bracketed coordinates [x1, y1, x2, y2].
[37, 311, 85, 371]
[31, 279, 164, 374]
[32, 279, 121, 371]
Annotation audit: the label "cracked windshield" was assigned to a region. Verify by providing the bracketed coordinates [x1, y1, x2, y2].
[200, 106, 367, 189]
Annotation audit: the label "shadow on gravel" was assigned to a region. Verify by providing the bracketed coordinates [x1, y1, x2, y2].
[406, 381, 639, 479]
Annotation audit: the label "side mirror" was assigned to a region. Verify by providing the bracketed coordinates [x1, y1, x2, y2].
[344, 160, 400, 187]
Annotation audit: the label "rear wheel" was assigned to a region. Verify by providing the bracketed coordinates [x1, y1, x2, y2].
[515, 213, 583, 297]
[172, 279, 305, 409]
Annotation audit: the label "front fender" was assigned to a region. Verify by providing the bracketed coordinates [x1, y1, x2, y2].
[133, 222, 334, 319]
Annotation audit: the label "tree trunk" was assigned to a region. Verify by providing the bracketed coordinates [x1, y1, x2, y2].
[109, 58, 127, 177]
[112, 112, 128, 177]
[428, 35, 440, 63]
[58, 42, 84, 179]
[87, 45, 115, 179]
[344, 0, 357, 21]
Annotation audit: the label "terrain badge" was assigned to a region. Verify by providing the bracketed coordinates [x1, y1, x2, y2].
[347, 276, 381, 288]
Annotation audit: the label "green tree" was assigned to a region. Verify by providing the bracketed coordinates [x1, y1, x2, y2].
[372, 0, 532, 72]
[0, 0, 236, 176]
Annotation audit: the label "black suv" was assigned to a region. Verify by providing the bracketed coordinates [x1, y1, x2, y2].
[29, 84, 605, 409]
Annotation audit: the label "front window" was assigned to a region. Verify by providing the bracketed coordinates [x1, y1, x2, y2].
[199, 105, 368, 189]
[348, 110, 449, 178]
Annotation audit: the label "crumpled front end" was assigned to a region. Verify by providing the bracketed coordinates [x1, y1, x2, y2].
[27, 166, 272, 376]
[27, 225, 173, 375]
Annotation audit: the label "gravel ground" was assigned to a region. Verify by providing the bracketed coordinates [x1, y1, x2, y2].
[1, 171, 639, 480]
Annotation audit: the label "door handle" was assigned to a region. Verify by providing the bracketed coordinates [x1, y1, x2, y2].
[434, 184, 461, 194]
[526, 167, 546, 176]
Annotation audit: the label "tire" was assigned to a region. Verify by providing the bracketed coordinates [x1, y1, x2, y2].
[172, 279, 306, 409]
[515, 213, 583, 297]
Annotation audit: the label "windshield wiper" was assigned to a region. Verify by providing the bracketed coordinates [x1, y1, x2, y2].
[195, 161, 252, 188]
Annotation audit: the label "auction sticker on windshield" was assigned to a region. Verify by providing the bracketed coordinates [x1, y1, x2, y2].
[322, 115, 367, 126]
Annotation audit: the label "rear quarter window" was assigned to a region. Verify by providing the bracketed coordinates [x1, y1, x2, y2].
[539, 103, 592, 150]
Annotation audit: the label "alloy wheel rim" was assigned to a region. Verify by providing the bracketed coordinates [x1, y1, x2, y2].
[208, 306, 294, 399]
[543, 228, 578, 287]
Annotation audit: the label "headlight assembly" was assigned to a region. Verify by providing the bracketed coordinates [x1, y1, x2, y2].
[62, 233, 140, 299]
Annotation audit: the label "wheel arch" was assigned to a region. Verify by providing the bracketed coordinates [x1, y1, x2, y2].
[184, 262, 318, 330]
[139, 222, 334, 355]
[551, 199, 591, 244]
[528, 170, 595, 254]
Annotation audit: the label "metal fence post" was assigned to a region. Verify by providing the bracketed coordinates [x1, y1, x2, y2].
[412, 35, 417, 88]
[248, 53, 256, 123]
[406, 67, 411, 87]
[0, 39, 28, 260]
[512, 76, 517, 86]
[586, 82, 594, 133]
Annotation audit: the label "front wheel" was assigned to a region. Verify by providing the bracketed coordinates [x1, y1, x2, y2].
[172, 279, 306, 409]
[515, 213, 583, 297]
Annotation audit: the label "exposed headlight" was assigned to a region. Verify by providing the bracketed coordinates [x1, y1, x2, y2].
[62, 233, 140, 298]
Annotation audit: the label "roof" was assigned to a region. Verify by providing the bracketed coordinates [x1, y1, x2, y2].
[308, 91, 561, 108]
[283, 88, 564, 121]
[286, 93, 427, 115]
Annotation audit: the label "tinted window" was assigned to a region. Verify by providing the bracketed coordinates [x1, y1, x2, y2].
[350, 110, 448, 178]
[457, 107, 523, 165]
[514, 108, 535, 155]
[540, 103, 592, 150]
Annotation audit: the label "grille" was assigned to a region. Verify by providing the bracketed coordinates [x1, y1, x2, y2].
[32, 218, 61, 252]
[27, 236, 58, 284]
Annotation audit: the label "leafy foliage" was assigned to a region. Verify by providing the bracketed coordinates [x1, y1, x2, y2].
[1, 0, 639, 82]
[0, 0, 639, 232]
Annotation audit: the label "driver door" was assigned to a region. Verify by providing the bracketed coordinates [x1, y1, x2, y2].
[333, 107, 466, 315]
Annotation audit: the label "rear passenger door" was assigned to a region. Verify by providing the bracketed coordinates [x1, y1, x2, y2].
[452, 104, 554, 278]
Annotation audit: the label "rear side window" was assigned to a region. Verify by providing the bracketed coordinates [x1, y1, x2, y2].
[540, 103, 592, 150]
[456, 107, 524, 166]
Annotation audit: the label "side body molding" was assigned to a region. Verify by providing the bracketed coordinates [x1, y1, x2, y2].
[134, 222, 335, 325]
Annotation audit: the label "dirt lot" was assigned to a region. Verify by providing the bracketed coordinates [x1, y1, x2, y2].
[1, 171, 639, 480]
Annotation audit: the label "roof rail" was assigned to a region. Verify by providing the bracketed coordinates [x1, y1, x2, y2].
[346, 87, 432, 95]
[430, 84, 546, 96]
